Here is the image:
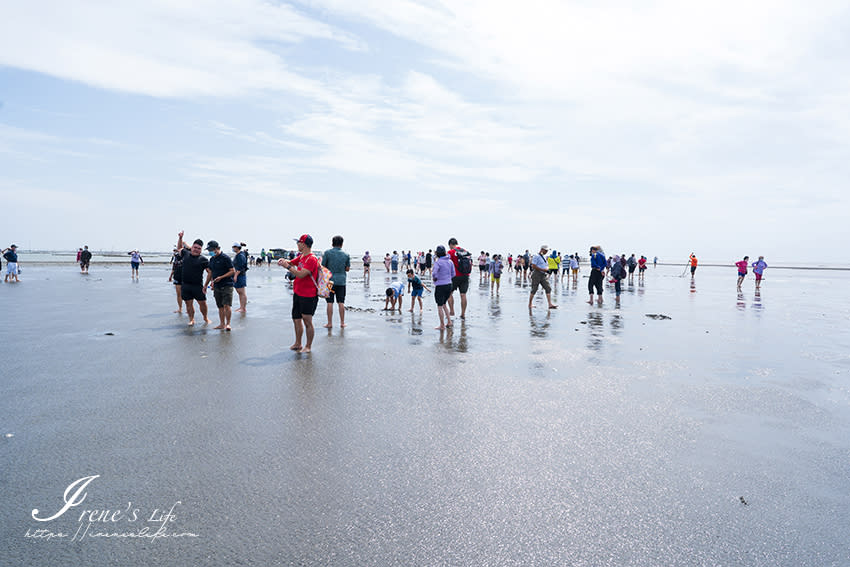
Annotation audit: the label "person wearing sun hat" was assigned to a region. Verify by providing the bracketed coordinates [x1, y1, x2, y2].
[278, 234, 319, 354]
[529, 244, 557, 310]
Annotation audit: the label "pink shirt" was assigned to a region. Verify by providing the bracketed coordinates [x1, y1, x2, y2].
[735, 260, 748, 274]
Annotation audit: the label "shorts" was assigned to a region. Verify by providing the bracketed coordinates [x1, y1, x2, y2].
[530, 270, 551, 294]
[363, 263, 370, 268]
[628, 266, 636, 273]
[755, 272, 763, 281]
[6, 262, 18, 275]
[234, 274, 247, 289]
[738, 272, 747, 278]
[326, 284, 346, 304]
[131, 261, 140, 269]
[478, 265, 486, 272]
[548, 269, 558, 275]
[80, 261, 90, 269]
[434, 284, 452, 306]
[690, 266, 697, 274]
[491, 274, 501, 282]
[291, 293, 319, 319]
[213, 285, 234, 308]
[181, 284, 207, 302]
[173, 278, 183, 286]
[572, 268, 578, 274]
[639, 267, 646, 272]
[451, 275, 470, 294]
[522, 265, 529, 271]
[411, 287, 423, 298]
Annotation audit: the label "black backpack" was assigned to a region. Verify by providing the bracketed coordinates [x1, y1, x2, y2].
[455, 248, 472, 274]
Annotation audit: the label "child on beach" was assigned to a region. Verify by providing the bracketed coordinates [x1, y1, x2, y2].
[385, 281, 405, 311]
[490, 254, 503, 292]
[407, 269, 430, 312]
[735, 256, 750, 290]
[751, 256, 768, 290]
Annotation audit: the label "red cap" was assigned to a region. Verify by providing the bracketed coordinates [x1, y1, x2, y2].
[294, 234, 313, 246]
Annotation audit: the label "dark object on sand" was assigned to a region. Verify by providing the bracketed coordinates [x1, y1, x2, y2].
[739, 496, 749, 506]
[104, 332, 115, 336]
[645, 314, 672, 320]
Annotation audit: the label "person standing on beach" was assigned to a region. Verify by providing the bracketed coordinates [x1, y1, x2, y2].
[522, 250, 531, 281]
[169, 245, 186, 313]
[407, 269, 430, 312]
[653, 256, 658, 268]
[176, 231, 212, 326]
[447, 237, 472, 319]
[232, 242, 249, 313]
[425, 249, 433, 276]
[588, 246, 606, 305]
[611, 255, 627, 305]
[478, 251, 487, 283]
[129, 249, 144, 280]
[391, 251, 399, 273]
[279, 234, 319, 354]
[490, 254, 503, 293]
[79, 246, 92, 274]
[76, 248, 82, 263]
[627, 254, 637, 284]
[205, 241, 235, 331]
[751, 256, 768, 290]
[384, 253, 391, 272]
[689, 253, 698, 277]
[432, 245, 455, 330]
[735, 256, 750, 291]
[638, 255, 647, 282]
[322, 235, 350, 328]
[3, 245, 20, 283]
[570, 254, 580, 283]
[362, 251, 371, 281]
[529, 245, 558, 310]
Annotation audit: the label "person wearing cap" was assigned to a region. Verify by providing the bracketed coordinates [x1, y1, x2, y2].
[176, 231, 212, 326]
[322, 235, 350, 328]
[431, 245, 456, 330]
[529, 245, 557, 310]
[204, 241, 235, 330]
[3, 245, 20, 283]
[447, 237, 472, 319]
[128, 249, 144, 280]
[231, 242, 249, 313]
[362, 251, 371, 281]
[278, 234, 319, 353]
[588, 246, 606, 305]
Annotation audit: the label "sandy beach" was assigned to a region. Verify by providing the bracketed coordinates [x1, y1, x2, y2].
[1, 263, 848, 566]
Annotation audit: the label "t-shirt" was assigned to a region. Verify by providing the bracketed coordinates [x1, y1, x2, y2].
[130, 251, 142, 263]
[180, 249, 210, 285]
[547, 255, 559, 270]
[491, 260, 503, 276]
[233, 251, 248, 274]
[408, 275, 424, 290]
[209, 253, 234, 288]
[735, 260, 748, 274]
[590, 252, 607, 270]
[638, 258, 647, 268]
[390, 281, 405, 297]
[532, 253, 549, 271]
[80, 250, 92, 262]
[171, 252, 184, 279]
[4, 250, 18, 263]
[291, 253, 319, 297]
[478, 255, 487, 266]
[627, 256, 637, 267]
[570, 258, 579, 269]
[690, 256, 698, 266]
[322, 247, 351, 287]
[751, 260, 768, 274]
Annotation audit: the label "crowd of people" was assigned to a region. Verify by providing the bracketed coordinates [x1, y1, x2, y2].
[2, 239, 771, 355]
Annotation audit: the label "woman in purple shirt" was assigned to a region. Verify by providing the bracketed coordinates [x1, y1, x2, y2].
[432, 245, 456, 330]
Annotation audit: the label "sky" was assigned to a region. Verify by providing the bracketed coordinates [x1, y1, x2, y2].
[1, 0, 849, 263]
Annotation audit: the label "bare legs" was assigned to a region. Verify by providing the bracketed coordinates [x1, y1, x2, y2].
[290, 315, 314, 353]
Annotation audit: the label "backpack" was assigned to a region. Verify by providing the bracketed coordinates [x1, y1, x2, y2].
[311, 263, 334, 298]
[455, 248, 472, 274]
[493, 262, 502, 277]
[612, 262, 625, 280]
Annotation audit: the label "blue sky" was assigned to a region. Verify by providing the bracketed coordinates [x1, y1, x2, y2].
[1, 0, 849, 262]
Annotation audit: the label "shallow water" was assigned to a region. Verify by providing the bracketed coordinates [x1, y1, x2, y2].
[1, 264, 848, 566]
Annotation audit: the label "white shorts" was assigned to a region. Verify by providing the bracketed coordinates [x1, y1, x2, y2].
[6, 262, 18, 275]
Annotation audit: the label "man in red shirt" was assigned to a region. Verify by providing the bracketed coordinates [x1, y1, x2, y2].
[279, 234, 319, 354]
[447, 237, 471, 319]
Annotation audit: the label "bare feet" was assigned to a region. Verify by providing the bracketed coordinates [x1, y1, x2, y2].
[204, 319, 212, 325]
[435, 325, 445, 330]
[323, 323, 333, 328]
[587, 300, 593, 305]
[234, 308, 246, 313]
[289, 344, 302, 351]
[214, 325, 225, 330]
[173, 309, 182, 314]
[298, 346, 311, 354]
[340, 323, 347, 328]
[188, 320, 195, 326]
[548, 304, 558, 309]
[225, 325, 231, 331]
[408, 308, 413, 312]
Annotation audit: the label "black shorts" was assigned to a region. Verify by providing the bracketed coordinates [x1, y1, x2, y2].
[213, 285, 233, 308]
[434, 284, 452, 306]
[173, 278, 183, 286]
[628, 266, 636, 273]
[326, 284, 346, 304]
[451, 275, 470, 294]
[588, 269, 604, 295]
[690, 266, 697, 274]
[291, 293, 318, 319]
[181, 284, 206, 302]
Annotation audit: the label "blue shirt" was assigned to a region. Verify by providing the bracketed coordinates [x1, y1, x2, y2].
[532, 253, 548, 271]
[4, 250, 18, 263]
[322, 247, 351, 286]
[590, 252, 607, 270]
[751, 260, 768, 275]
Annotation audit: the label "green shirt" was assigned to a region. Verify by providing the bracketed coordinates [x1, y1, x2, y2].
[322, 247, 350, 286]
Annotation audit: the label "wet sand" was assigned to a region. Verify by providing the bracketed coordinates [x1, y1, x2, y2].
[1, 264, 849, 566]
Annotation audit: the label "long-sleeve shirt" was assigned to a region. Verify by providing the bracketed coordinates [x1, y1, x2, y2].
[735, 260, 748, 274]
[432, 255, 456, 286]
[751, 260, 768, 274]
[590, 252, 606, 270]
